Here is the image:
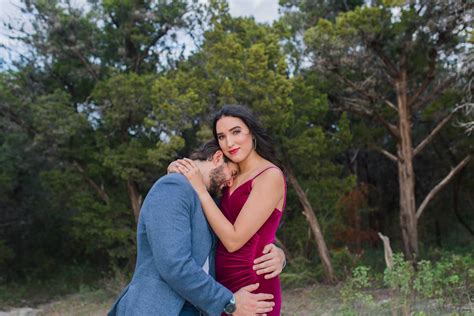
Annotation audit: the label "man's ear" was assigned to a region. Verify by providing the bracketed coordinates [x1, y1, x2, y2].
[212, 150, 224, 165]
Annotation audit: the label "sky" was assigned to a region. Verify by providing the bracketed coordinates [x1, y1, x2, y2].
[0, 0, 280, 66]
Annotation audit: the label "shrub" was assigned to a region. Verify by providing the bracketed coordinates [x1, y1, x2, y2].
[340, 265, 375, 314]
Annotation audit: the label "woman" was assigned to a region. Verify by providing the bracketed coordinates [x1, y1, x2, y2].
[174, 105, 286, 315]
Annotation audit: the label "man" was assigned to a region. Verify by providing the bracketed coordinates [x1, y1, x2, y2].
[108, 140, 285, 315]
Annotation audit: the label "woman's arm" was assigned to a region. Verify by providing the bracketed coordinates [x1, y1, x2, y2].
[176, 159, 284, 253]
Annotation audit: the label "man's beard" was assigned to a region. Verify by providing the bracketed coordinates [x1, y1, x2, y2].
[208, 164, 227, 197]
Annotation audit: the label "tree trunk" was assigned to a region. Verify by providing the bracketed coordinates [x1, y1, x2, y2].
[127, 179, 143, 223]
[285, 167, 336, 283]
[396, 71, 419, 261]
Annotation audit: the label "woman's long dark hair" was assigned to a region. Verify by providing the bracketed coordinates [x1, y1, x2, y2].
[212, 105, 283, 171]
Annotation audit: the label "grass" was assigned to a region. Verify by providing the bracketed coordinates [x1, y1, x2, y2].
[2, 275, 473, 316]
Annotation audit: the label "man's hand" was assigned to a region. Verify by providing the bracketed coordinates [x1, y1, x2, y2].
[233, 283, 274, 315]
[253, 244, 286, 279]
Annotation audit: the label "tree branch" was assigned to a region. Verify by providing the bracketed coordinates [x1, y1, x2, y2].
[334, 100, 400, 139]
[0, 107, 38, 137]
[416, 154, 472, 219]
[413, 111, 454, 157]
[73, 160, 110, 204]
[367, 40, 399, 78]
[335, 72, 397, 113]
[411, 76, 456, 112]
[385, 100, 398, 112]
[408, 49, 437, 107]
[72, 49, 99, 80]
[369, 144, 398, 162]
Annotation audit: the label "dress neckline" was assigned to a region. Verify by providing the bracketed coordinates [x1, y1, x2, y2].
[227, 178, 253, 199]
[227, 166, 279, 198]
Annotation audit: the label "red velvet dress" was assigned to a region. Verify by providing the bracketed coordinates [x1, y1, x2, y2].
[216, 167, 285, 316]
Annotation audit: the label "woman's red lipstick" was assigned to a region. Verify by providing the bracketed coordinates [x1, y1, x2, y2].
[229, 148, 239, 155]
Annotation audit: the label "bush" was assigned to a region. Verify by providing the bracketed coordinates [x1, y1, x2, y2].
[338, 252, 474, 315]
[280, 256, 319, 288]
[340, 265, 375, 314]
[414, 253, 474, 310]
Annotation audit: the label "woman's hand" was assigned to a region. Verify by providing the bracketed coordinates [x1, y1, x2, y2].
[174, 158, 207, 195]
[167, 161, 180, 174]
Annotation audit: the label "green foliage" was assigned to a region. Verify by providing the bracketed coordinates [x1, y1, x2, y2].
[384, 253, 415, 296]
[338, 252, 474, 314]
[280, 257, 319, 288]
[340, 265, 375, 314]
[414, 254, 474, 309]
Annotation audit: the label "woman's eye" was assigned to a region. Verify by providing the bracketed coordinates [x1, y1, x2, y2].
[217, 135, 224, 140]
[232, 130, 240, 135]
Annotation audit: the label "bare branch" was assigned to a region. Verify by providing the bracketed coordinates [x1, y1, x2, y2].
[335, 73, 375, 102]
[385, 100, 398, 112]
[334, 100, 400, 139]
[73, 160, 110, 204]
[335, 72, 397, 113]
[378, 232, 394, 269]
[413, 111, 454, 157]
[367, 40, 399, 78]
[408, 49, 437, 107]
[411, 76, 457, 112]
[72, 49, 98, 80]
[0, 106, 38, 137]
[416, 155, 472, 219]
[369, 144, 398, 162]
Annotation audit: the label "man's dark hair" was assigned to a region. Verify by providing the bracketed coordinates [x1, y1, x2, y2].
[189, 139, 229, 162]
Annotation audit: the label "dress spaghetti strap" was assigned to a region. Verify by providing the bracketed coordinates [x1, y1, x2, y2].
[250, 166, 287, 211]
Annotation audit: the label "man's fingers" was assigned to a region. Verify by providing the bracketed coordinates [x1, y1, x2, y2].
[256, 306, 274, 313]
[261, 243, 275, 254]
[253, 253, 272, 264]
[256, 308, 273, 314]
[256, 266, 275, 275]
[264, 271, 279, 279]
[254, 293, 273, 301]
[253, 259, 273, 270]
[242, 282, 259, 292]
[256, 301, 275, 308]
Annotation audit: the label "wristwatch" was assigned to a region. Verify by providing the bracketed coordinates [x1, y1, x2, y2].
[223, 295, 236, 314]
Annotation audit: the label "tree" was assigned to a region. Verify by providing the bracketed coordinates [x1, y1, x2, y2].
[304, 0, 473, 260]
[150, 6, 354, 281]
[0, 0, 207, 272]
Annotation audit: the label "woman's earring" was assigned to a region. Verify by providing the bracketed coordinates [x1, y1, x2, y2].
[253, 137, 257, 149]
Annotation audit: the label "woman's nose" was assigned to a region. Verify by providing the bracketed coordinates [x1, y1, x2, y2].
[226, 136, 234, 148]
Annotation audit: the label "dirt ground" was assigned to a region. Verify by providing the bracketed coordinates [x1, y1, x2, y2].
[2, 284, 473, 315]
[4, 285, 338, 315]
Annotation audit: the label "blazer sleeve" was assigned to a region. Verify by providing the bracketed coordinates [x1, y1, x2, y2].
[143, 175, 233, 316]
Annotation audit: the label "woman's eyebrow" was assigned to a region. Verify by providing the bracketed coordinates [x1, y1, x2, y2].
[217, 126, 241, 135]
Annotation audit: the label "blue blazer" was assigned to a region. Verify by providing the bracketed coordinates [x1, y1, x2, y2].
[108, 174, 232, 315]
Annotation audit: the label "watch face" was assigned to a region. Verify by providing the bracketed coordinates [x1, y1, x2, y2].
[224, 302, 236, 314]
